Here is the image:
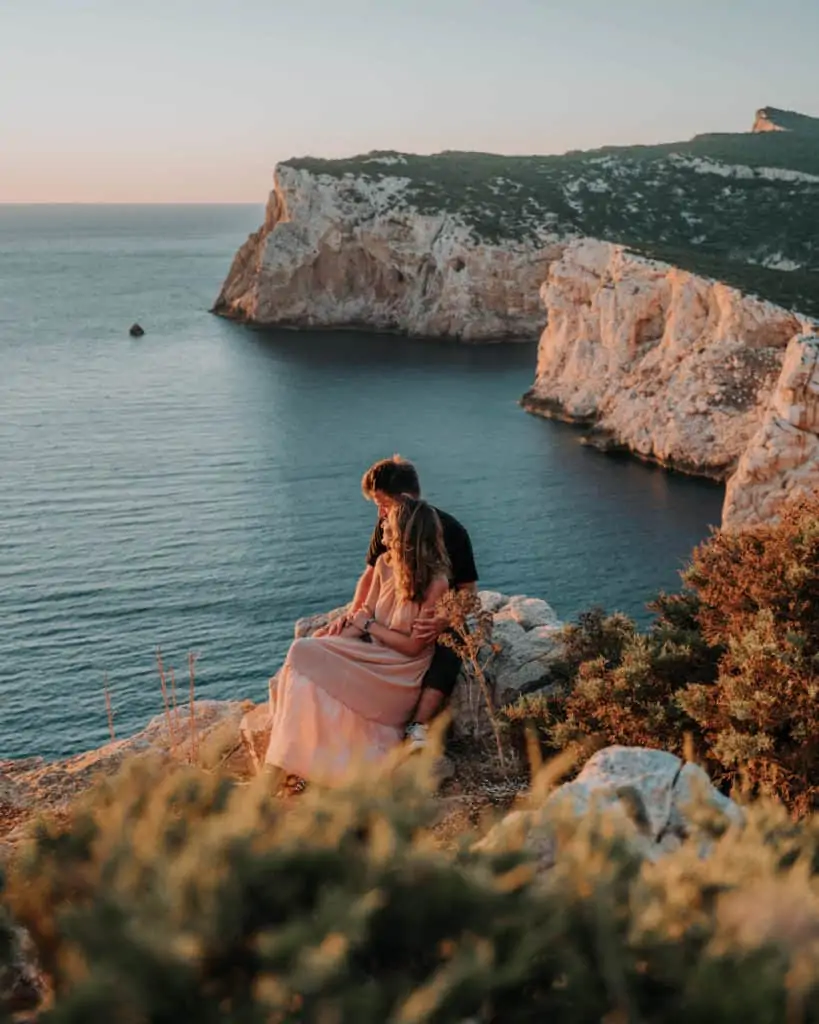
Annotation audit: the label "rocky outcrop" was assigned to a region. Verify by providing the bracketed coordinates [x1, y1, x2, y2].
[0, 701, 247, 852]
[522, 238, 816, 487]
[478, 746, 743, 873]
[215, 106, 819, 338]
[723, 333, 819, 526]
[522, 239, 819, 521]
[752, 106, 819, 136]
[213, 164, 561, 341]
[753, 108, 791, 133]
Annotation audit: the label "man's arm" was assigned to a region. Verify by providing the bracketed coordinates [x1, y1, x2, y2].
[411, 581, 478, 643]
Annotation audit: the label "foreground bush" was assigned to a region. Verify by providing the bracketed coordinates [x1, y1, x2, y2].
[3, 757, 819, 1022]
[681, 497, 819, 815]
[504, 495, 819, 814]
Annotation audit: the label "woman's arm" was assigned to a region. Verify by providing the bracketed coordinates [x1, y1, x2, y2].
[321, 562, 380, 637]
[351, 577, 449, 657]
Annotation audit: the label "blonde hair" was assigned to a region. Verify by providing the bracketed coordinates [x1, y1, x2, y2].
[386, 499, 450, 604]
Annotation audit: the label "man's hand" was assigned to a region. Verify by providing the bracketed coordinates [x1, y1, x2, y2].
[412, 608, 448, 645]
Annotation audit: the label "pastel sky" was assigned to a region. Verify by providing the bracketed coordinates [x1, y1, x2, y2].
[3, 0, 819, 203]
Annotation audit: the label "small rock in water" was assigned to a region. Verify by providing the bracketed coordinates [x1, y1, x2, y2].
[129, 323, 145, 337]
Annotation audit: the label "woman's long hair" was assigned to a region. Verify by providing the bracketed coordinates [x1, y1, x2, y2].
[386, 499, 450, 604]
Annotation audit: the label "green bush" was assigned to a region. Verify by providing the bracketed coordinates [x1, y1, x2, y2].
[3, 757, 819, 1022]
[501, 595, 715, 763]
[680, 497, 819, 815]
[502, 495, 819, 814]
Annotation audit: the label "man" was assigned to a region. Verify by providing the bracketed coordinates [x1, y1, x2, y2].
[321, 455, 478, 750]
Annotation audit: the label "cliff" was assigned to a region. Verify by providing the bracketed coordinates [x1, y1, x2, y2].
[213, 109, 819, 524]
[521, 238, 813, 480]
[213, 162, 562, 341]
[215, 110, 819, 338]
[752, 106, 819, 135]
[522, 239, 819, 523]
[723, 333, 819, 526]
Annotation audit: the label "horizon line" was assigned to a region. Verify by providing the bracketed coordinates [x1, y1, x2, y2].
[0, 201, 266, 207]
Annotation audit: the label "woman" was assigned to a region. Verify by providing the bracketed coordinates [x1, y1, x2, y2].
[264, 498, 451, 791]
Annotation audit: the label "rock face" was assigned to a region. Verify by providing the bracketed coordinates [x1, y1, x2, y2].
[479, 745, 743, 872]
[212, 111, 819, 521]
[753, 109, 790, 134]
[723, 333, 819, 526]
[213, 163, 560, 341]
[522, 238, 812, 480]
[214, 112, 819, 339]
[239, 591, 563, 772]
[752, 106, 819, 136]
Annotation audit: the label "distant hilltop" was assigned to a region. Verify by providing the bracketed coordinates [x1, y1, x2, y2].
[753, 106, 819, 135]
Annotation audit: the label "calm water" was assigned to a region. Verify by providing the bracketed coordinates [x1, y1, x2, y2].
[0, 205, 724, 759]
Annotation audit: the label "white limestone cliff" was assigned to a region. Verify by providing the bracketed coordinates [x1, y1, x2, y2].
[214, 163, 819, 525]
[522, 239, 814, 484]
[213, 164, 563, 342]
[723, 333, 819, 526]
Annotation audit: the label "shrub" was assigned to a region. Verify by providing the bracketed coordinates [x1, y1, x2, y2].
[502, 596, 715, 764]
[3, 758, 819, 1022]
[502, 495, 819, 813]
[680, 496, 819, 815]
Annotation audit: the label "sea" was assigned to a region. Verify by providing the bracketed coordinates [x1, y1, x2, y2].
[0, 204, 725, 760]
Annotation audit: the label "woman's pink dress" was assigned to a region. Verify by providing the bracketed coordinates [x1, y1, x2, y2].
[264, 557, 441, 785]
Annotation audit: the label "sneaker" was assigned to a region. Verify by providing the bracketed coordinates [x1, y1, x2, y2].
[405, 722, 428, 752]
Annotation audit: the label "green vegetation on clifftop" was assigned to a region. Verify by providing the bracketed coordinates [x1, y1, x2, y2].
[288, 110, 819, 317]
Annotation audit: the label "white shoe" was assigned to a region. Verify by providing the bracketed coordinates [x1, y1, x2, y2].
[405, 722, 428, 752]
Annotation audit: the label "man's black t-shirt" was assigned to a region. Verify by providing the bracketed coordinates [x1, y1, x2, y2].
[366, 506, 478, 588]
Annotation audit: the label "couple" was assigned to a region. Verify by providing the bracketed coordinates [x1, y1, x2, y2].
[264, 456, 478, 793]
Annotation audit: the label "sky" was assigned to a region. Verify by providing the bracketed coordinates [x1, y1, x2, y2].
[3, 0, 819, 203]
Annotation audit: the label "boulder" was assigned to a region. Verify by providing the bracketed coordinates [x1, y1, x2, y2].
[494, 595, 561, 631]
[478, 745, 743, 872]
[128, 323, 145, 337]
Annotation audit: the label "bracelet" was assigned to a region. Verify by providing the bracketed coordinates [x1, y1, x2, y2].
[363, 617, 375, 633]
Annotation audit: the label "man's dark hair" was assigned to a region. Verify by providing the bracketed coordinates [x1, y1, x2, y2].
[361, 455, 421, 499]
